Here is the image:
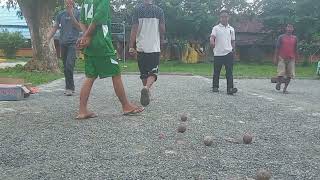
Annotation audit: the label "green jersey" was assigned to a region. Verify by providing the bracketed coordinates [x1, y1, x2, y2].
[80, 0, 115, 56]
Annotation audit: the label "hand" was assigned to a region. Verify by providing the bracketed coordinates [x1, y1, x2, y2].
[160, 37, 165, 46]
[76, 35, 91, 49]
[129, 47, 136, 56]
[273, 57, 278, 65]
[295, 55, 299, 63]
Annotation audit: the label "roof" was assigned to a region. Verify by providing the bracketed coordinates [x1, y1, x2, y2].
[234, 19, 267, 33]
[0, 7, 30, 39]
[233, 18, 274, 46]
[0, 7, 27, 26]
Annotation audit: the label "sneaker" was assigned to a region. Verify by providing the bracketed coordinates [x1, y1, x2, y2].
[227, 88, 238, 95]
[140, 87, 150, 106]
[212, 87, 219, 92]
[283, 90, 289, 94]
[275, 83, 281, 91]
[64, 89, 73, 96]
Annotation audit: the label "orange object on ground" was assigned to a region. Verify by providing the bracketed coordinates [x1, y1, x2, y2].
[28, 87, 40, 94]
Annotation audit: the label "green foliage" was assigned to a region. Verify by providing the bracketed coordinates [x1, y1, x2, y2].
[157, 0, 249, 41]
[0, 66, 63, 85]
[257, 0, 320, 56]
[0, 30, 26, 58]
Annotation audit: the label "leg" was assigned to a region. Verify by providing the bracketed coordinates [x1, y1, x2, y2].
[112, 75, 129, 107]
[138, 52, 159, 106]
[77, 77, 97, 119]
[225, 53, 235, 90]
[144, 52, 160, 90]
[112, 75, 144, 114]
[276, 76, 284, 90]
[60, 44, 68, 91]
[146, 75, 156, 89]
[276, 58, 286, 91]
[283, 60, 295, 93]
[283, 77, 291, 93]
[64, 44, 76, 95]
[213, 57, 223, 91]
[140, 75, 156, 106]
[142, 79, 147, 86]
[137, 53, 148, 87]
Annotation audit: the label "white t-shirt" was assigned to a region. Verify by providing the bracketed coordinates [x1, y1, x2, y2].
[132, 3, 165, 53]
[211, 23, 235, 56]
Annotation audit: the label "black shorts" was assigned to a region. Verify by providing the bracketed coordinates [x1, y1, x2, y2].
[137, 52, 160, 80]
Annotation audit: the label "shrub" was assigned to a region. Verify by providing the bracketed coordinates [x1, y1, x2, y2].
[0, 30, 26, 58]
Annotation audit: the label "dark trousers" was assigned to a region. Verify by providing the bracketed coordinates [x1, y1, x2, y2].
[60, 43, 76, 91]
[212, 52, 234, 89]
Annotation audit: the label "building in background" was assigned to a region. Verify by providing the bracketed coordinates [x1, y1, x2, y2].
[0, 7, 60, 58]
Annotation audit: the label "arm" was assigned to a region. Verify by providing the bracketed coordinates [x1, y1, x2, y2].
[232, 40, 236, 58]
[210, 35, 216, 48]
[77, 23, 95, 49]
[159, 9, 166, 45]
[79, 23, 88, 33]
[66, 5, 81, 31]
[47, 13, 60, 41]
[210, 27, 216, 48]
[159, 23, 166, 45]
[77, 0, 106, 48]
[129, 7, 139, 53]
[231, 29, 236, 52]
[273, 36, 281, 64]
[273, 49, 279, 64]
[129, 24, 138, 51]
[47, 25, 58, 41]
[295, 37, 299, 61]
[83, 23, 96, 38]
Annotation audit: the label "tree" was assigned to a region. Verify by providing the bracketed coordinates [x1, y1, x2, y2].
[4, 0, 252, 68]
[5, 0, 60, 72]
[160, 0, 249, 41]
[255, 0, 320, 57]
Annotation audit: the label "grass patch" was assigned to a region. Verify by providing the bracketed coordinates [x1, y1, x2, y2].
[0, 59, 318, 86]
[0, 66, 63, 85]
[76, 59, 318, 78]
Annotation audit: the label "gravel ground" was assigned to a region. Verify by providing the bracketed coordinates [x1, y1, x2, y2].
[0, 75, 319, 179]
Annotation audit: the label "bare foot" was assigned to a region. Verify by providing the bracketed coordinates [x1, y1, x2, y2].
[123, 103, 144, 115]
[76, 112, 98, 120]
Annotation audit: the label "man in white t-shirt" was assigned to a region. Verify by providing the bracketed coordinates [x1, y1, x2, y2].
[129, 0, 165, 106]
[210, 10, 237, 95]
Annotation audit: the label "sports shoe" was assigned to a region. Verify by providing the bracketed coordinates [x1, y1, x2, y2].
[227, 88, 238, 95]
[212, 87, 219, 92]
[64, 89, 73, 96]
[140, 87, 150, 106]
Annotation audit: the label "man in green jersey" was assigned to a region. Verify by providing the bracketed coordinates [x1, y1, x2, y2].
[76, 0, 144, 119]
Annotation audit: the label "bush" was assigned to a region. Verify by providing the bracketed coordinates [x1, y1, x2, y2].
[0, 30, 26, 58]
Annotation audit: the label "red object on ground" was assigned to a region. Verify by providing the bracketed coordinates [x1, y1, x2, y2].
[29, 87, 40, 94]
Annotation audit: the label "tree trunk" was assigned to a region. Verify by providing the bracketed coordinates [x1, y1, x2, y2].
[17, 0, 59, 72]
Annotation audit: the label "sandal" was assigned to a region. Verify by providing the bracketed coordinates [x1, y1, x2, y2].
[76, 112, 98, 120]
[123, 107, 144, 116]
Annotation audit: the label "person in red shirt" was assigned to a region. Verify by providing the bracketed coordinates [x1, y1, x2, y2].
[273, 24, 298, 94]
